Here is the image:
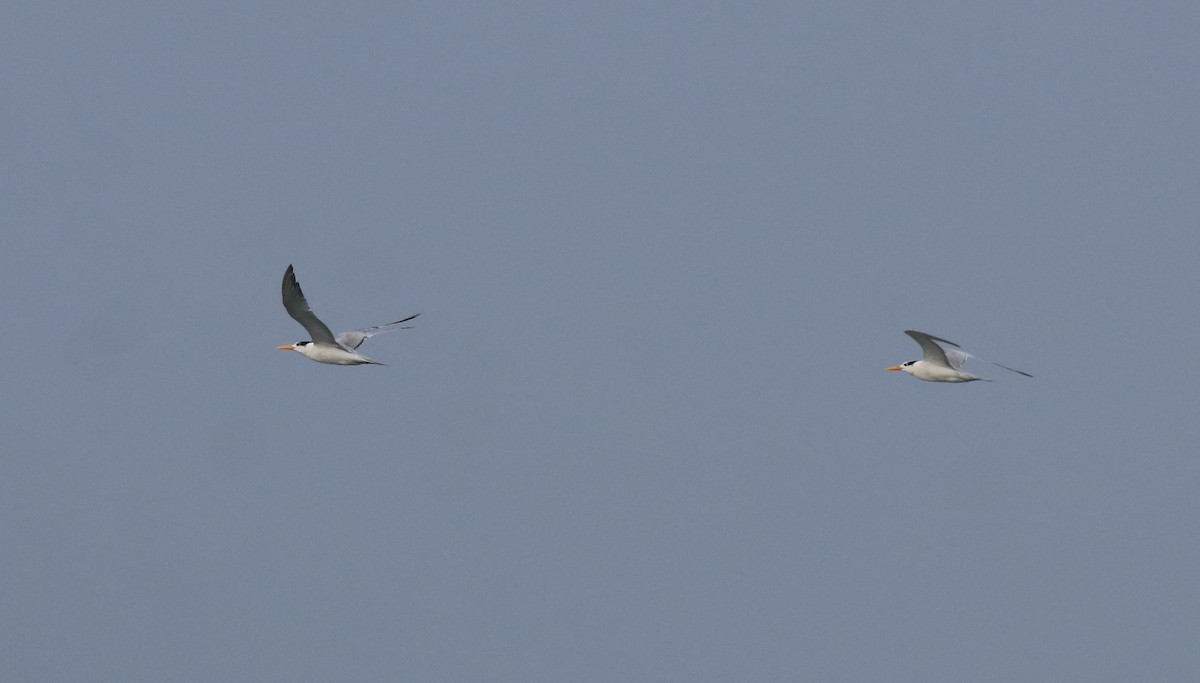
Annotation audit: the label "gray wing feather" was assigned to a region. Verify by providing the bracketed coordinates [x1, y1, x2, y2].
[988, 360, 1033, 378]
[281, 265, 338, 345]
[942, 348, 969, 371]
[956, 350, 1033, 377]
[336, 313, 421, 350]
[904, 329, 958, 368]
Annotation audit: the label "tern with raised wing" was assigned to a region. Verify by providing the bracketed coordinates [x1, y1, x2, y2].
[886, 330, 1031, 383]
[277, 264, 419, 365]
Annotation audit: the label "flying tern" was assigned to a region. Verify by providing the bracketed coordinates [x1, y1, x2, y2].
[277, 264, 419, 365]
[886, 329, 1032, 383]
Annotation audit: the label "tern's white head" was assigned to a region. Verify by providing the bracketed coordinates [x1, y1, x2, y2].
[277, 341, 312, 356]
[885, 360, 918, 375]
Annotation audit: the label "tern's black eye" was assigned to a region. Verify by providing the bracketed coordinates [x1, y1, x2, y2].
[904, 360, 915, 366]
[297, 341, 310, 346]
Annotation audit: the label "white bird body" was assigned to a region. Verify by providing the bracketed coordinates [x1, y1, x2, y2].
[277, 264, 419, 366]
[283, 340, 386, 365]
[898, 357, 983, 382]
[886, 330, 1031, 383]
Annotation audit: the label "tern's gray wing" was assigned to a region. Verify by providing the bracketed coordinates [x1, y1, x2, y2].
[906, 329, 1034, 377]
[335, 313, 421, 350]
[942, 348, 969, 371]
[282, 265, 337, 345]
[971, 354, 1033, 378]
[904, 329, 960, 369]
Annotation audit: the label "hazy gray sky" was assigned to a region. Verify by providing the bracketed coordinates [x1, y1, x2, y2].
[3, 2, 1198, 681]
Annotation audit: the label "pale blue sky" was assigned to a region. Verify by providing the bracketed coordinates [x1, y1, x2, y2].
[3, 2, 1199, 681]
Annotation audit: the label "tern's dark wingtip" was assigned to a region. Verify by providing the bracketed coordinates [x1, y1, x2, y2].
[388, 312, 422, 326]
